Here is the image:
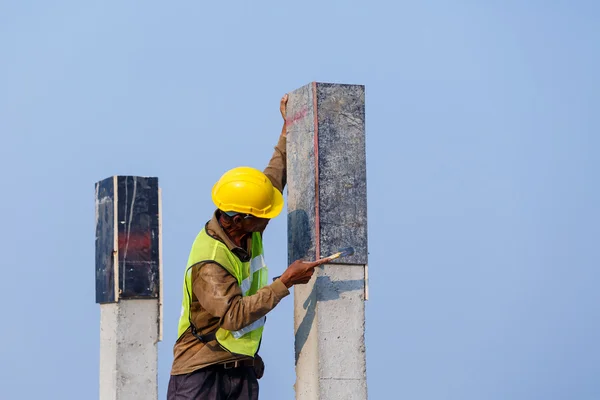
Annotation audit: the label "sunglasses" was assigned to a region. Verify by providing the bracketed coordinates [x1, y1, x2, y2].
[224, 212, 256, 220]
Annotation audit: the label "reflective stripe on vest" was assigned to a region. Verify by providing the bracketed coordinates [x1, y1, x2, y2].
[177, 228, 268, 357]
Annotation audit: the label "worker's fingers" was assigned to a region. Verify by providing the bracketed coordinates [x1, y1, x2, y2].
[297, 271, 314, 283]
[302, 262, 319, 272]
[306, 258, 328, 269]
[316, 257, 330, 266]
[293, 270, 313, 285]
[280, 94, 288, 118]
[296, 257, 328, 271]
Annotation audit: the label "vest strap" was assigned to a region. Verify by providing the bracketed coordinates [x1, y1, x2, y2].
[190, 324, 217, 343]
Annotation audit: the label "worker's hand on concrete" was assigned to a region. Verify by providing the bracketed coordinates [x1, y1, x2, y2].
[279, 258, 328, 288]
[280, 93, 288, 121]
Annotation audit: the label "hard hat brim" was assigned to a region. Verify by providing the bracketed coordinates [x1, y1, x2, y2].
[261, 187, 284, 219]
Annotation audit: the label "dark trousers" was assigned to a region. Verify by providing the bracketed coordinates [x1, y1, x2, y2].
[167, 365, 259, 400]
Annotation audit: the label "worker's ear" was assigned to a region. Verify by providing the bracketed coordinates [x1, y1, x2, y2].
[232, 215, 243, 226]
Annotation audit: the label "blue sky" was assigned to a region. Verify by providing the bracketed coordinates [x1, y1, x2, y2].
[1, 1, 599, 399]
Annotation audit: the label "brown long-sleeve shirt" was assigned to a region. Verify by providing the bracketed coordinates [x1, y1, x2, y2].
[170, 133, 289, 376]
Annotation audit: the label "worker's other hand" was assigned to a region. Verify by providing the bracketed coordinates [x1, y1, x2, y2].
[280, 94, 288, 121]
[279, 258, 328, 288]
[253, 354, 265, 380]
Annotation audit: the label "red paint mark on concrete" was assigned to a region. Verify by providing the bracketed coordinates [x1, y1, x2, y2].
[286, 106, 308, 127]
[118, 232, 152, 258]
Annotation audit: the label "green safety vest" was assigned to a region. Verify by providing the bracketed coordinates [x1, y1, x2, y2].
[177, 228, 269, 357]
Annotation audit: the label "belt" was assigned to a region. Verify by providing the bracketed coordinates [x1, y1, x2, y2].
[221, 359, 255, 369]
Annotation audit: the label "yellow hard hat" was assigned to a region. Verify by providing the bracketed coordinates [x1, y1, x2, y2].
[211, 166, 284, 219]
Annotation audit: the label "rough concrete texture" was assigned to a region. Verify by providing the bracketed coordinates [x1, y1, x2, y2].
[286, 82, 367, 264]
[315, 83, 368, 264]
[294, 264, 367, 400]
[100, 300, 159, 400]
[287, 82, 368, 399]
[287, 83, 318, 264]
[293, 271, 320, 399]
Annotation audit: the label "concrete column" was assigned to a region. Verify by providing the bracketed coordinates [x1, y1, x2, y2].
[287, 83, 368, 400]
[95, 176, 162, 400]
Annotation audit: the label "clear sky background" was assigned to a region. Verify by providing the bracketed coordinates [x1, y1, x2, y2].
[1, 1, 599, 399]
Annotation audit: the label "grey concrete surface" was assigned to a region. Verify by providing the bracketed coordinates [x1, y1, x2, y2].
[95, 176, 162, 399]
[294, 264, 367, 400]
[99, 300, 159, 400]
[287, 82, 368, 400]
[314, 83, 368, 265]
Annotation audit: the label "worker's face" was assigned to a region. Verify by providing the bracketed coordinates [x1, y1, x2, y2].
[242, 215, 270, 233]
[233, 214, 270, 233]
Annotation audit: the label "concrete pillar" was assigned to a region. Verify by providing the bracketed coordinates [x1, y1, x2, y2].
[95, 176, 162, 400]
[287, 83, 368, 400]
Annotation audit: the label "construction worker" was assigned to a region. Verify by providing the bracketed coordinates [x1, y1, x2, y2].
[167, 94, 327, 400]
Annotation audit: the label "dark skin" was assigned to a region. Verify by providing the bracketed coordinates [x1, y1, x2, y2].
[218, 94, 328, 289]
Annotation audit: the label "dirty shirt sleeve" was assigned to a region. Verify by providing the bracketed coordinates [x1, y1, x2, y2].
[263, 133, 287, 193]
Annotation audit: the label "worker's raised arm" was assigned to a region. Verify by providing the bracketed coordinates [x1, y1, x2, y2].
[263, 94, 288, 193]
[193, 262, 290, 332]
